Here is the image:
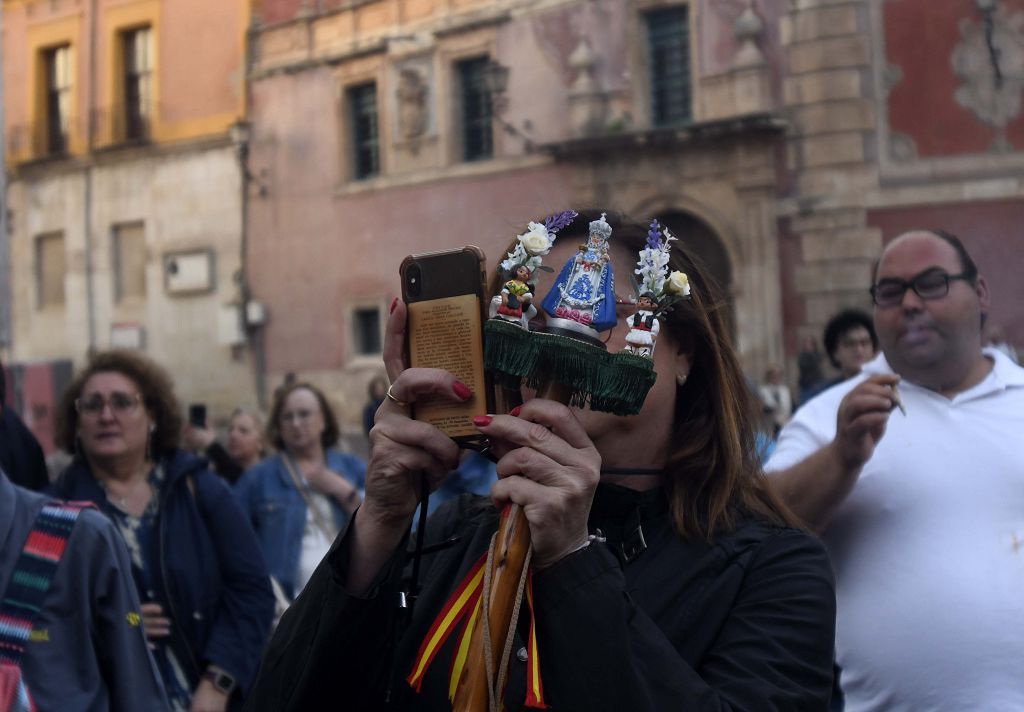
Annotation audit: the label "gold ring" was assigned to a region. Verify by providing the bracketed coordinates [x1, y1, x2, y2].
[386, 383, 410, 408]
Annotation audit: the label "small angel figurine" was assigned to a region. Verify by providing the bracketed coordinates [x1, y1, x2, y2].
[622, 219, 690, 360]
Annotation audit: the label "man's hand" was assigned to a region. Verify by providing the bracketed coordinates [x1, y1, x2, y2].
[830, 374, 902, 475]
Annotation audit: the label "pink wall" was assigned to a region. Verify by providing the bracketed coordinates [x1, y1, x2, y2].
[254, 0, 307, 25]
[247, 70, 574, 375]
[2, 361, 72, 455]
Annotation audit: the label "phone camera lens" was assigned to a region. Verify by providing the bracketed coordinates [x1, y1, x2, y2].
[407, 264, 422, 297]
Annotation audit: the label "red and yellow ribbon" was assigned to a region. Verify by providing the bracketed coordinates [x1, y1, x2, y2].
[407, 551, 547, 709]
[523, 570, 546, 709]
[407, 554, 487, 692]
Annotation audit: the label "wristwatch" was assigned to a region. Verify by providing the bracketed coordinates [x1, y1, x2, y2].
[204, 666, 238, 695]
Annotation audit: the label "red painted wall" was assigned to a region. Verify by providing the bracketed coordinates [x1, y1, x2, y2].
[867, 200, 1024, 349]
[885, 0, 1024, 157]
[2, 360, 73, 455]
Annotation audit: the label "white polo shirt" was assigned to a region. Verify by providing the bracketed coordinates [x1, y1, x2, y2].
[767, 349, 1024, 711]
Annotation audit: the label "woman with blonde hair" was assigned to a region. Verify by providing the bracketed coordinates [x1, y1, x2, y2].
[184, 407, 267, 484]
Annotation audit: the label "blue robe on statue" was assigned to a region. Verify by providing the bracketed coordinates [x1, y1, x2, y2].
[541, 246, 617, 333]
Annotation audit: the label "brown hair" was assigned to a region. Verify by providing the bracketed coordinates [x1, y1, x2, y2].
[55, 349, 183, 458]
[495, 210, 796, 539]
[265, 381, 340, 451]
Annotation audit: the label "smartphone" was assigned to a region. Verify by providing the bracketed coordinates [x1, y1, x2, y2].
[188, 403, 207, 429]
[400, 246, 493, 447]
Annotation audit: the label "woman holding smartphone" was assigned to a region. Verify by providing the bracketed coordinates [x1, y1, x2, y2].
[246, 212, 836, 711]
[184, 407, 267, 484]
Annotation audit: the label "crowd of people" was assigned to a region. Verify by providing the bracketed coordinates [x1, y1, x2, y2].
[0, 215, 1021, 711]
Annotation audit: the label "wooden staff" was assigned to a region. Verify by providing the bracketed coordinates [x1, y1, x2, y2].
[452, 380, 572, 712]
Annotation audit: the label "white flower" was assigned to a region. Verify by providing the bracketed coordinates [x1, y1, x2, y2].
[518, 222, 552, 256]
[665, 271, 691, 296]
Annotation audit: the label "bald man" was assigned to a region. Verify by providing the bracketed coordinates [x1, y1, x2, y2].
[767, 230, 1024, 711]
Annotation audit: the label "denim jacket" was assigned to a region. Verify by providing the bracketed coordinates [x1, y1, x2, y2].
[233, 450, 366, 599]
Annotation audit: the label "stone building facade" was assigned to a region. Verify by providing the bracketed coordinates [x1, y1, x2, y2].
[246, 0, 1023, 413]
[2, 0, 257, 440]
[6, 0, 1019, 447]
[246, 0, 797, 420]
[778, 0, 1024, 360]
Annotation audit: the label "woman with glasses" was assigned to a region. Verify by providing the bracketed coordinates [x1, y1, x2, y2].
[233, 382, 366, 604]
[50, 350, 274, 712]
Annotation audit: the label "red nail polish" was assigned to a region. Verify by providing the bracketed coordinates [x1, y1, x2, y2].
[509, 405, 522, 417]
[452, 381, 473, 400]
[473, 415, 493, 427]
[389, 297, 399, 314]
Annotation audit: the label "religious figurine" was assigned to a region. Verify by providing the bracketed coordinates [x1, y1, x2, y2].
[541, 212, 616, 340]
[624, 292, 661, 358]
[493, 263, 535, 329]
[622, 219, 691, 360]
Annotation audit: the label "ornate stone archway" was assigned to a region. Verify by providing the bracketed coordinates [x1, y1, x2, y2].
[629, 191, 785, 385]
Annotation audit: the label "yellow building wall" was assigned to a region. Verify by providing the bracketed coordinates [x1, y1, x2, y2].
[4, 0, 251, 164]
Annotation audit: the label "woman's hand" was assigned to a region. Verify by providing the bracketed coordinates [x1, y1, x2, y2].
[140, 602, 171, 646]
[189, 679, 229, 712]
[474, 399, 601, 569]
[183, 425, 216, 452]
[306, 464, 361, 514]
[345, 299, 467, 595]
[363, 367, 466, 528]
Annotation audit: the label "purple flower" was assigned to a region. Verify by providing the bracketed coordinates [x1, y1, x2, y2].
[543, 210, 579, 234]
[646, 219, 662, 249]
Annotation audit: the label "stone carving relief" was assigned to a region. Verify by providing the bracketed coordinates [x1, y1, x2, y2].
[889, 133, 919, 162]
[392, 59, 434, 155]
[951, 1, 1024, 152]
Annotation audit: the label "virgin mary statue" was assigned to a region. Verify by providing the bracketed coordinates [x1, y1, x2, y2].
[540, 212, 617, 340]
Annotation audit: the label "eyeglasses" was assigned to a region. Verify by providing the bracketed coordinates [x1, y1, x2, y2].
[279, 409, 316, 425]
[838, 334, 874, 350]
[75, 392, 143, 417]
[870, 268, 973, 308]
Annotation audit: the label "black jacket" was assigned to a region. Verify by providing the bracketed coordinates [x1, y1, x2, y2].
[0, 408, 49, 491]
[246, 484, 836, 711]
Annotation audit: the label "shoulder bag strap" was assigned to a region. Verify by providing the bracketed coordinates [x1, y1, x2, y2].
[0, 501, 94, 665]
[280, 456, 338, 542]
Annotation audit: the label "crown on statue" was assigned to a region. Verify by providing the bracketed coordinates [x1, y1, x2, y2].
[588, 212, 612, 240]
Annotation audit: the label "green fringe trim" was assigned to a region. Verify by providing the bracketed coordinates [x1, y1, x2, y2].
[484, 319, 539, 390]
[528, 333, 607, 408]
[484, 321, 657, 413]
[590, 353, 657, 415]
